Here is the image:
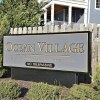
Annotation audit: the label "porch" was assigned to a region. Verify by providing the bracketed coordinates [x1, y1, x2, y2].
[43, 4, 88, 25]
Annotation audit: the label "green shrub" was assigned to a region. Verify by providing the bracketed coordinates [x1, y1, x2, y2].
[93, 91, 100, 100]
[0, 80, 21, 99]
[0, 54, 6, 78]
[27, 82, 61, 100]
[0, 54, 9, 78]
[0, 68, 7, 77]
[0, 54, 2, 68]
[94, 65, 100, 90]
[69, 84, 96, 100]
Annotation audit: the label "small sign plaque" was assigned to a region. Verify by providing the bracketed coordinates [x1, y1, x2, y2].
[25, 62, 55, 68]
[3, 32, 90, 72]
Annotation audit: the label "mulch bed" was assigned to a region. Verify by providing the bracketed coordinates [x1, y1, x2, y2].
[0, 78, 33, 100]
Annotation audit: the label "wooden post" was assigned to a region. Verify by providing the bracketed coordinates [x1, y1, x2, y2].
[32, 27, 37, 34]
[10, 28, 14, 34]
[92, 24, 98, 81]
[23, 27, 27, 34]
[43, 26, 48, 33]
[38, 27, 43, 33]
[13, 28, 18, 34]
[28, 27, 32, 34]
[18, 27, 23, 34]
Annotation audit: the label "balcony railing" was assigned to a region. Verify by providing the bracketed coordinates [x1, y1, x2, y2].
[96, 2, 100, 8]
[47, 20, 68, 25]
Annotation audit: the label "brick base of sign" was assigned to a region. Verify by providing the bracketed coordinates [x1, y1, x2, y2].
[11, 68, 91, 87]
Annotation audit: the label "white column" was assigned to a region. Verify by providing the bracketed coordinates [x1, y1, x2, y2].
[63, 9, 66, 24]
[51, 4, 54, 25]
[84, 8, 88, 24]
[68, 6, 72, 24]
[44, 9, 47, 25]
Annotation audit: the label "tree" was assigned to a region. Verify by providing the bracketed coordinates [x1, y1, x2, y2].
[0, 0, 44, 77]
[0, 15, 10, 35]
[0, 15, 9, 77]
[0, 0, 44, 27]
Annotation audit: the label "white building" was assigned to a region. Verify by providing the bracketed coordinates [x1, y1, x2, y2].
[39, 0, 88, 25]
[39, 0, 100, 25]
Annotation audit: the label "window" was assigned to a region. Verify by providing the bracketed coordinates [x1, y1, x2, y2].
[96, 0, 100, 8]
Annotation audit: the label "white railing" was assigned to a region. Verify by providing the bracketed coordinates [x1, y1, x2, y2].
[47, 20, 68, 25]
[96, 2, 100, 8]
